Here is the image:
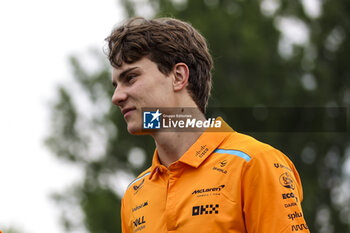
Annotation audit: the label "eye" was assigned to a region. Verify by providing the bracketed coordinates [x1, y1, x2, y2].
[126, 73, 137, 83]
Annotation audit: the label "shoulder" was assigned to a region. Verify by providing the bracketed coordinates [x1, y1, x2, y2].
[215, 132, 299, 176]
[218, 131, 284, 162]
[220, 132, 303, 193]
[123, 167, 152, 198]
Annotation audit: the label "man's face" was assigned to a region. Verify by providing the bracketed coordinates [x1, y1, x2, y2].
[111, 57, 174, 134]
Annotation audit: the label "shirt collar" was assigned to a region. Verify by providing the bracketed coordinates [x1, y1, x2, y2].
[149, 117, 233, 180]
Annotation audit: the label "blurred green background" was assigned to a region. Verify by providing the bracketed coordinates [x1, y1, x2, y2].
[45, 0, 349, 232]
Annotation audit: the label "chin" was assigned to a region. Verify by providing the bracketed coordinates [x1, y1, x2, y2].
[127, 124, 153, 136]
[127, 125, 139, 135]
[127, 123, 144, 135]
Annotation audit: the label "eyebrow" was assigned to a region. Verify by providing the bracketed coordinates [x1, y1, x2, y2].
[119, 67, 139, 80]
[112, 67, 139, 87]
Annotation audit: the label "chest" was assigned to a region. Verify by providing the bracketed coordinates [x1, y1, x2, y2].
[124, 165, 247, 233]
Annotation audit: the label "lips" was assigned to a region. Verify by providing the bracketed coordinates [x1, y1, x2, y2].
[122, 107, 136, 117]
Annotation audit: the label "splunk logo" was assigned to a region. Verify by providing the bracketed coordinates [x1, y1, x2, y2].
[192, 185, 225, 195]
[192, 204, 219, 216]
[288, 211, 303, 220]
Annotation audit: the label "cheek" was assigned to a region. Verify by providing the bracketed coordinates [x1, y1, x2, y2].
[132, 76, 173, 105]
[128, 82, 145, 97]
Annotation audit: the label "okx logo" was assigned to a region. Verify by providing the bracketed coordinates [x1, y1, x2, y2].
[143, 109, 162, 129]
[192, 204, 219, 216]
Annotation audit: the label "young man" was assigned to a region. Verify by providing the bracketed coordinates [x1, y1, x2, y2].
[106, 17, 310, 233]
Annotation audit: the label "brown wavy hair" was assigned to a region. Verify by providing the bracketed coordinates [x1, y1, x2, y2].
[105, 17, 213, 113]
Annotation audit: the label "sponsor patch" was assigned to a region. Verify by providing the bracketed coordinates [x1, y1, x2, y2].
[288, 211, 303, 220]
[274, 163, 292, 171]
[192, 185, 225, 195]
[192, 204, 219, 216]
[284, 202, 297, 208]
[132, 201, 148, 212]
[220, 160, 228, 167]
[133, 216, 146, 232]
[292, 223, 308, 231]
[133, 179, 145, 194]
[279, 172, 295, 190]
[282, 192, 299, 203]
[195, 145, 209, 158]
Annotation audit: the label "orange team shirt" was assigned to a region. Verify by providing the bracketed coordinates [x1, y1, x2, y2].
[121, 119, 310, 233]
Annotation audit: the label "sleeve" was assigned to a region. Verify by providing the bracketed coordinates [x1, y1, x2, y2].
[241, 149, 310, 233]
[121, 198, 130, 233]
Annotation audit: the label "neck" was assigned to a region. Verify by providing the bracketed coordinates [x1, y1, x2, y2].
[152, 111, 206, 167]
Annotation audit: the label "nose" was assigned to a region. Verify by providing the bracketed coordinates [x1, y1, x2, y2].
[112, 85, 127, 107]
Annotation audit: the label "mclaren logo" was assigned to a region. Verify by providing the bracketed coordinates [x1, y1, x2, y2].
[192, 185, 225, 195]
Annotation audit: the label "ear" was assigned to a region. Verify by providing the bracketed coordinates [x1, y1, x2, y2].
[172, 63, 189, 91]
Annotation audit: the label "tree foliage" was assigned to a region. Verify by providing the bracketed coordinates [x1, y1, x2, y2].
[46, 0, 350, 232]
